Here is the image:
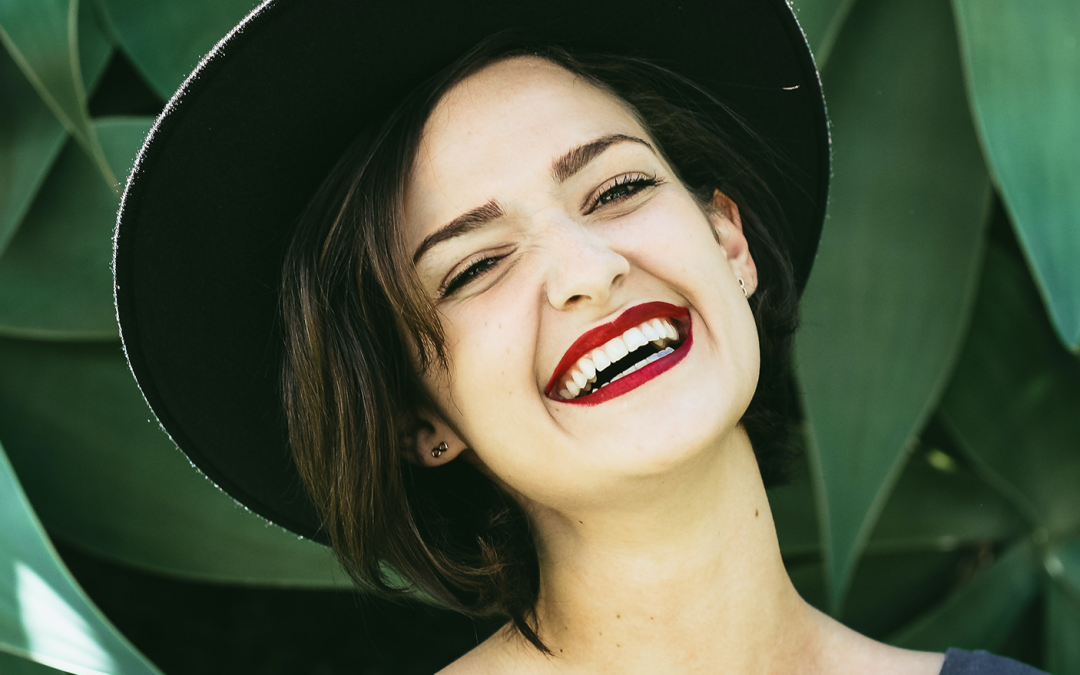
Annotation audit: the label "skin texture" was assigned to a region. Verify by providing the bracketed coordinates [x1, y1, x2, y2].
[403, 58, 945, 675]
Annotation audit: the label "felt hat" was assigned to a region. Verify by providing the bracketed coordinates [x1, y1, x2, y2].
[113, 0, 830, 543]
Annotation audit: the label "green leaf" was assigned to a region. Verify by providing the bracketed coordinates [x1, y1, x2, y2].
[0, 48, 65, 260]
[788, 550, 969, 638]
[941, 245, 1080, 536]
[75, 0, 111, 93]
[788, 0, 857, 67]
[0, 117, 149, 340]
[771, 445, 1024, 558]
[888, 538, 1040, 651]
[868, 446, 1026, 554]
[0, 437, 163, 674]
[0, 337, 351, 587]
[795, 0, 991, 611]
[1046, 536, 1080, 673]
[96, 0, 258, 100]
[951, 0, 1080, 350]
[0, 652, 67, 675]
[0, 0, 111, 259]
[0, 0, 116, 189]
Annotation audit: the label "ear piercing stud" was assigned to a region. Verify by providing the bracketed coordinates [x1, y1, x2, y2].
[431, 441, 448, 458]
[738, 277, 748, 298]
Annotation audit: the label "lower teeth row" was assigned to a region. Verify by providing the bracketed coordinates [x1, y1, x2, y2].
[584, 347, 675, 396]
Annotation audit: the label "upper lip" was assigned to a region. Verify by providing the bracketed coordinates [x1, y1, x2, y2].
[544, 301, 690, 396]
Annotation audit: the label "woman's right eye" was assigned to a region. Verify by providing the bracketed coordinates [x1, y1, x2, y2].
[439, 254, 505, 298]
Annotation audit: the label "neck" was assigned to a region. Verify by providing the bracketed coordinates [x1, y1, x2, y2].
[514, 427, 823, 674]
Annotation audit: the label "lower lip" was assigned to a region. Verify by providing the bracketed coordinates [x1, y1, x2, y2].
[557, 320, 693, 407]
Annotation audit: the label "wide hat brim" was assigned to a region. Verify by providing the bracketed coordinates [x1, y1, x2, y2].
[114, 0, 830, 543]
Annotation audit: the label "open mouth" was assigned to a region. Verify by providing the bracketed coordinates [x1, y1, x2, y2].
[545, 301, 692, 406]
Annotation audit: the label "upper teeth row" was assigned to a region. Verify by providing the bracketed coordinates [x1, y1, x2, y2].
[557, 317, 679, 400]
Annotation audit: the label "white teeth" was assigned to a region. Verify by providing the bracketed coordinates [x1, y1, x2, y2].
[556, 315, 684, 400]
[649, 318, 667, 338]
[579, 357, 596, 380]
[604, 337, 629, 362]
[591, 348, 611, 371]
[623, 327, 648, 350]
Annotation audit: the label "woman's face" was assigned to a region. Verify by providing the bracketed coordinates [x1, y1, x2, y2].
[404, 57, 760, 512]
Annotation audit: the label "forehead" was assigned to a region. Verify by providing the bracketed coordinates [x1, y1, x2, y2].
[405, 57, 649, 236]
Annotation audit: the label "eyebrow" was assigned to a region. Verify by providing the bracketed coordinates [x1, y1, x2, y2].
[412, 133, 653, 264]
[550, 133, 653, 183]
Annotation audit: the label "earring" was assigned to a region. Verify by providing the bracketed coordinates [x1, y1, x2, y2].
[431, 441, 448, 458]
[738, 277, 748, 298]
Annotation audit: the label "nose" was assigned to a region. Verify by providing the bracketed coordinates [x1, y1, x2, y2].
[543, 219, 630, 311]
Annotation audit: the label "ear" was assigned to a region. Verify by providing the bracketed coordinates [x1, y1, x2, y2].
[407, 408, 468, 467]
[708, 189, 758, 296]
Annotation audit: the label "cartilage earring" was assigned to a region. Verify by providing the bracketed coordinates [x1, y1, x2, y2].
[738, 277, 748, 298]
[431, 441, 447, 458]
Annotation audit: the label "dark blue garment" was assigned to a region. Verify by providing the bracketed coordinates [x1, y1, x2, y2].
[940, 648, 1048, 674]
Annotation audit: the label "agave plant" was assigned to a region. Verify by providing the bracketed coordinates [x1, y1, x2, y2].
[0, 0, 1077, 673]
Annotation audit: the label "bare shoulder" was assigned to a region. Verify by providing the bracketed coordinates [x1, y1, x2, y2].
[437, 624, 546, 675]
[810, 606, 945, 675]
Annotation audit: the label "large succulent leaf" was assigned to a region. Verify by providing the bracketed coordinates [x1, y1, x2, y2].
[95, 0, 258, 100]
[788, 0, 856, 67]
[0, 117, 148, 340]
[951, 0, 1080, 350]
[1046, 536, 1080, 673]
[0, 438, 163, 674]
[888, 538, 1041, 651]
[941, 245, 1080, 536]
[0, 652, 66, 674]
[0, 0, 116, 188]
[0, 0, 111, 258]
[0, 337, 351, 587]
[771, 446, 1025, 557]
[795, 0, 990, 611]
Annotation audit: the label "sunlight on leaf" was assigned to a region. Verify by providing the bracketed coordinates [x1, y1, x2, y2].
[0, 438, 163, 674]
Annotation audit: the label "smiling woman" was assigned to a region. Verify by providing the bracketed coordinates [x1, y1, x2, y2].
[112, 1, 1044, 674]
[279, 44, 802, 657]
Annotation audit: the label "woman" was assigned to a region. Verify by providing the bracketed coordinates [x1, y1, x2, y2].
[113, 1, 1043, 673]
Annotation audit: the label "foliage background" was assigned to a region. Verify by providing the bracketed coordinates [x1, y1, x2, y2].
[0, 0, 1077, 673]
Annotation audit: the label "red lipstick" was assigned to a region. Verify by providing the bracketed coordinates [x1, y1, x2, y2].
[545, 301, 692, 405]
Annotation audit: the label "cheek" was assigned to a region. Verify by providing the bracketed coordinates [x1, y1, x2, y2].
[434, 281, 542, 438]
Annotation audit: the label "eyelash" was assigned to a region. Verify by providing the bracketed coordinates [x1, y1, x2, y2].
[438, 173, 662, 299]
[584, 172, 662, 214]
[439, 253, 507, 298]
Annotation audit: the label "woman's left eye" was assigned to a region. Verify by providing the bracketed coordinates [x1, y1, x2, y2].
[586, 173, 661, 214]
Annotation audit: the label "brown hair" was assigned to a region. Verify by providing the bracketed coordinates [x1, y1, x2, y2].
[280, 37, 801, 653]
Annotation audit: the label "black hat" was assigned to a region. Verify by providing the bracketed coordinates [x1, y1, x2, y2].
[113, 0, 829, 543]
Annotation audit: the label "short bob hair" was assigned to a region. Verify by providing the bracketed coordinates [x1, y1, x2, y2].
[280, 36, 801, 652]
